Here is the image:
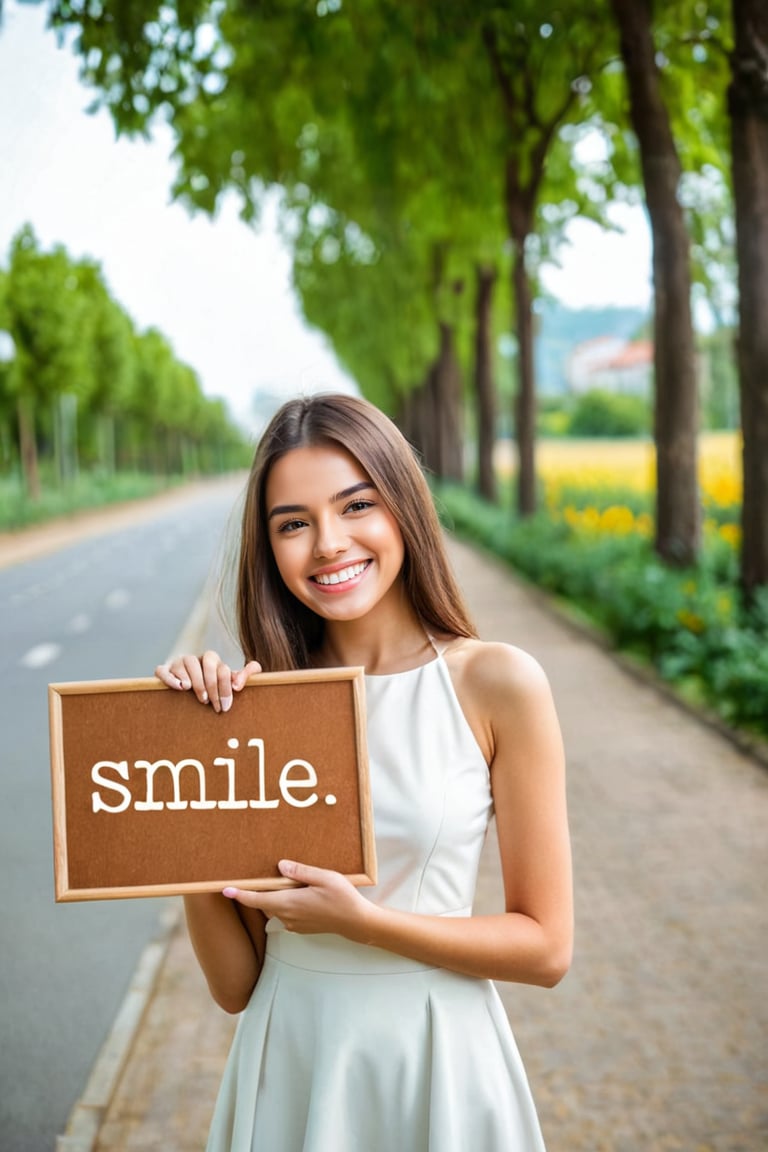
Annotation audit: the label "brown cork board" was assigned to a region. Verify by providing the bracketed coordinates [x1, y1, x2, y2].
[48, 668, 376, 901]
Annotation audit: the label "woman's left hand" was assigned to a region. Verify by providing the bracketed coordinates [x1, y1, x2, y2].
[223, 860, 374, 941]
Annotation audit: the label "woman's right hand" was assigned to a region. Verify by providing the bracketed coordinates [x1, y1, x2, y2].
[154, 650, 262, 713]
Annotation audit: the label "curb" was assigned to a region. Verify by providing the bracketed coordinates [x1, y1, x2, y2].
[55, 903, 181, 1152]
[54, 582, 214, 1152]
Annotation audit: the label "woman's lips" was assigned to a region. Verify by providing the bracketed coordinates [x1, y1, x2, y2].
[310, 560, 371, 588]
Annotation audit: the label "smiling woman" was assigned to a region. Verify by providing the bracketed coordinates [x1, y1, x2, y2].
[234, 395, 475, 674]
[154, 393, 572, 1152]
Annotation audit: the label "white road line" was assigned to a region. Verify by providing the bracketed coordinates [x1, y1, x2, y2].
[105, 588, 131, 610]
[11, 584, 44, 604]
[68, 614, 91, 634]
[19, 642, 62, 669]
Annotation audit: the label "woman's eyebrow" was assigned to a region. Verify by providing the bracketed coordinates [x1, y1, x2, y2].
[330, 480, 376, 503]
[268, 481, 375, 520]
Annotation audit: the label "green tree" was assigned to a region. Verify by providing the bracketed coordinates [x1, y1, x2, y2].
[471, 2, 611, 514]
[609, 0, 701, 565]
[43, 0, 600, 506]
[5, 225, 87, 496]
[699, 325, 739, 430]
[72, 258, 136, 472]
[728, 0, 768, 596]
[0, 268, 17, 475]
[124, 327, 176, 471]
[566, 1, 735, 566]
[39, 0, 755, 548]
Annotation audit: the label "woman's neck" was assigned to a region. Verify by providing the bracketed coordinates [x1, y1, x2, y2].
[317, 606, 434, 676]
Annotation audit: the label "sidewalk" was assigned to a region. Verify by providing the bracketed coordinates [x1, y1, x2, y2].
[71, 535, 768, 1151]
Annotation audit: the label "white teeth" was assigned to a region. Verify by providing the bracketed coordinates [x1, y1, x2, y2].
[314, 561, 367, 586]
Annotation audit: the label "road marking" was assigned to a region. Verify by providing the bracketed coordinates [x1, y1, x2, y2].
[11, 584, 44, 604]
[68, 614, 91, 634]
[105, 588, 130, 610]
[20, 642, 62, 669]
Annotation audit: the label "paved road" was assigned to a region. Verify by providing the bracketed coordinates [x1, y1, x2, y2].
[0, 480, 244, 1152]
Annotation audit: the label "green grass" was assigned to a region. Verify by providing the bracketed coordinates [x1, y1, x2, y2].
[0, 472, 177, 532]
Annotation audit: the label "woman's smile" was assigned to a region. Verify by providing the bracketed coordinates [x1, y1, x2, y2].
[266, 443, 405, 622]
[310, 559, 372, 589]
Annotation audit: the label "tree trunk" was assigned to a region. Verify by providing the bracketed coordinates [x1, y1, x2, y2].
[425, 321, 464, 483]
[99, 413, 116, 475]
[482, 21, 566, 520]
[53, 393, 79, 486]
[473, 264, 498, 502]
[611, 0, 700, 565]
[729, 0, 768, 596]
[17, 392, 40, 500]
[400, 378, 437, 475]
[511, 236, 536, 515]
[396, 388, 416, 453]
[421, 370, 441, 477]
[440, 321, 464, 483]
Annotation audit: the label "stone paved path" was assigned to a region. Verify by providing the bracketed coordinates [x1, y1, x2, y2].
[75, 533, 767, 1151]
[454, 541, 768, 1152]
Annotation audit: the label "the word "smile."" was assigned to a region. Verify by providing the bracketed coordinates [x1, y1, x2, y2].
[90, 737, 337, 814]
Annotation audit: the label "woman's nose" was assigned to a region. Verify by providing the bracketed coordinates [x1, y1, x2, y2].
[313, 517, 349, 558]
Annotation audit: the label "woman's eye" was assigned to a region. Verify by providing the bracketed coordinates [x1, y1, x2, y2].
[345, 499, 374, 514]
[277, 518, 306, 534]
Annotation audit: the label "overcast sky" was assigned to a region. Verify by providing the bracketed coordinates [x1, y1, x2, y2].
[0, 1, 652, 431]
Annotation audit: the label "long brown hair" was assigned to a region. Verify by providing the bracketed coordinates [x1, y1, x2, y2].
[236, 393, 476, 670]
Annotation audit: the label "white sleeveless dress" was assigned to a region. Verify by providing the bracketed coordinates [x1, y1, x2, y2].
[206, 643, 546, 1151]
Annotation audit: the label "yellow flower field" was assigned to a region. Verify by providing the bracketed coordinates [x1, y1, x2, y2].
[494, 431, 742, 543]
[497, 430, 741, 497]
[443, 430, 766, 736]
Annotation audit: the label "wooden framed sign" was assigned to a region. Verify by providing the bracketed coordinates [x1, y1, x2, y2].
[48, 668, 376, 902]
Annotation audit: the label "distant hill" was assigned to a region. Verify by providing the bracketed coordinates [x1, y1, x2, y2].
[534, 298, 650, 394]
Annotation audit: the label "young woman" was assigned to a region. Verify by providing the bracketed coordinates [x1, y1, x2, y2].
[156, 393, 572, 1151]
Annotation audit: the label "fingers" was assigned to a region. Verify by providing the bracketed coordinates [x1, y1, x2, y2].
[155, 652, 263, 712]
[232, 660, 263, 692]
[221, 863, 336, 907]
[155, 655, 200, 693]
[155, 661, 188, 690]
[278, 859, 324, 885]
[221, 863, 361, 938]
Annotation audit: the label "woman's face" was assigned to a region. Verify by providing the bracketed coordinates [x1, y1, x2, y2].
[265, 442, 406, 624]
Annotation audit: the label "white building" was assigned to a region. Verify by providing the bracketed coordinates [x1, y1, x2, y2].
[566, 337, 653, 396]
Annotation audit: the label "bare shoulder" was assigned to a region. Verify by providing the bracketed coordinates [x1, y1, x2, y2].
[444, 637, 551, 707]
[442, 638, 555, 763]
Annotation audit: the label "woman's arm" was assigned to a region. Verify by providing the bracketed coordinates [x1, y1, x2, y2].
[184, 894, 267, 1014]
[156, 651, 266, 1011]
[225, 642, 574, 987]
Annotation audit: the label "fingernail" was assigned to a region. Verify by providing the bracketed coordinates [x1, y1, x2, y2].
[201, 691, 209, 703]
[222, 887, 238, 899]
[221, 696, 232, 713]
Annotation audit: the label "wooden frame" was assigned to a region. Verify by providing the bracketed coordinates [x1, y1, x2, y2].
[49, 668, 376, 901]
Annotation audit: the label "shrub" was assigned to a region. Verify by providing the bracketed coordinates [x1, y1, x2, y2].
[435, 483, 767, 741]
[568, 389, 651, 438]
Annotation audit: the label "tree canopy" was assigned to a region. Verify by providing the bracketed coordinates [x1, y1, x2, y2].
[0, 225, 248, 494]
[7, 0, 768, 588]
